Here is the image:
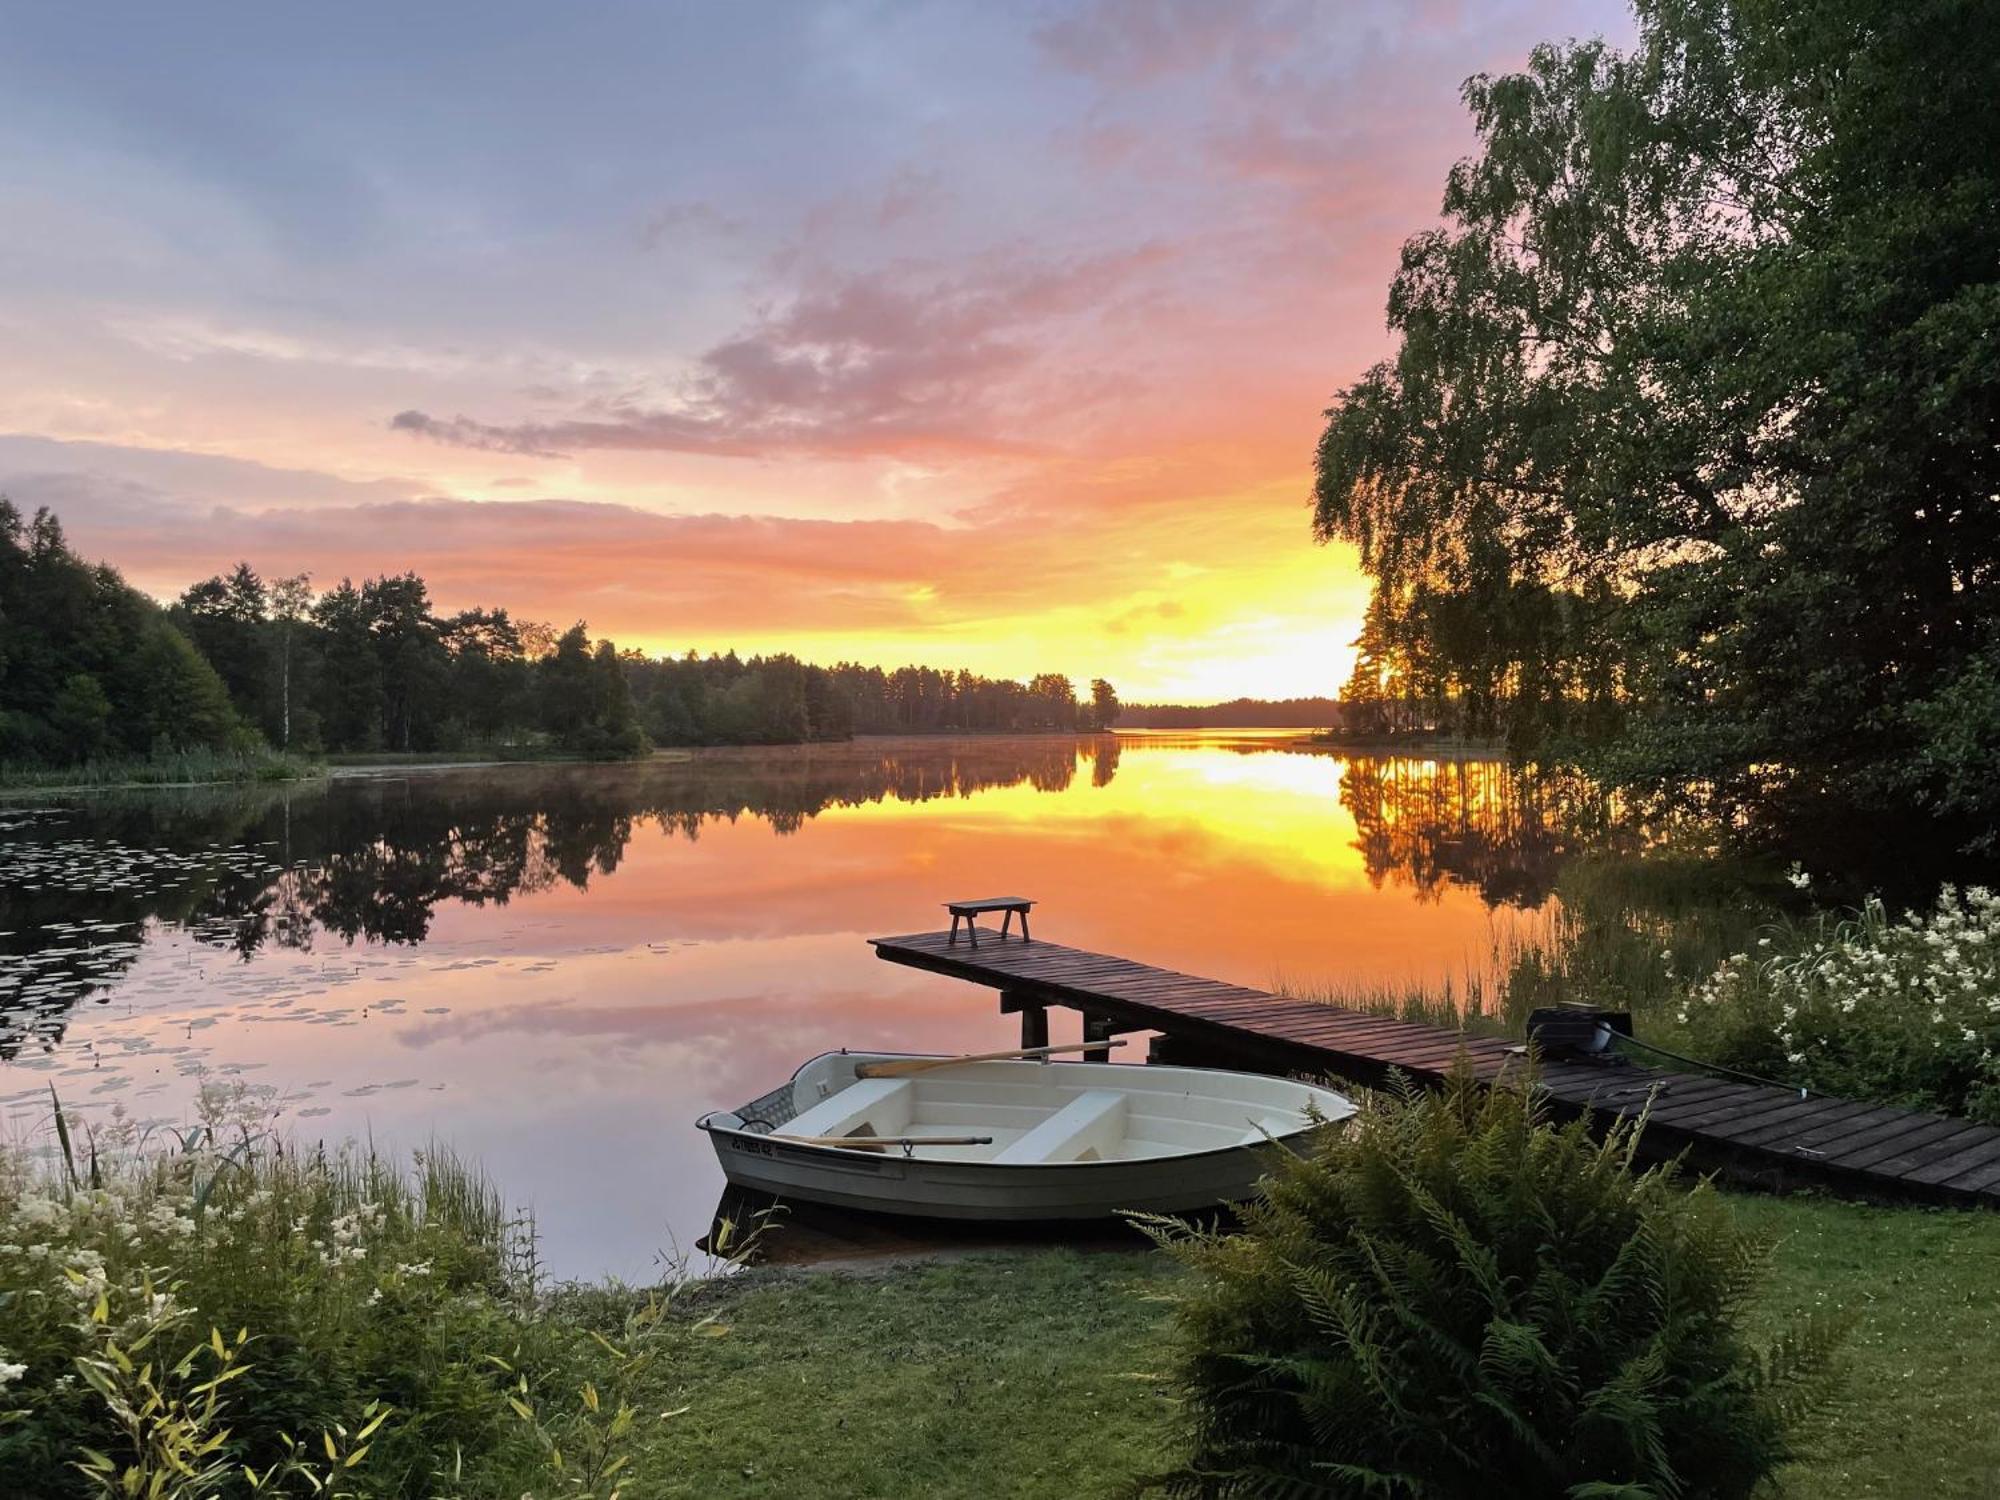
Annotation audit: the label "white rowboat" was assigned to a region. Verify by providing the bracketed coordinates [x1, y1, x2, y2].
[696, 1049, 1356, 1221]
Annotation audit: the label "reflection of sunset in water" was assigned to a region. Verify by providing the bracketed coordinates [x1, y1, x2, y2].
[0, 736, 1571, 1275]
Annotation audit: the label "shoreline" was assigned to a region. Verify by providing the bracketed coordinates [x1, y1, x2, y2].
[0, 729, 1517, 800]
[0, 761, 326, 800]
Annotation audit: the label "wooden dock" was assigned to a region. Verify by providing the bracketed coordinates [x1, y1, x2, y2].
[871, 929, 2000, 1208]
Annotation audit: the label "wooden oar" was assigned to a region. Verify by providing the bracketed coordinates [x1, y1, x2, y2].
[856, 1040, 1128, 1078]
[771, 1134, 994, 1152]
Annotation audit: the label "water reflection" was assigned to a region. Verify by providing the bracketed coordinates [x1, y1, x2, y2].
[1342, 758, 1622, 908]
[0, 735, 1605, 1274]
[0, 740, 1124, 1054]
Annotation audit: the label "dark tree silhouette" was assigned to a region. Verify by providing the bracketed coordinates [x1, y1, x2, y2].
[1313, 0, 2000, 851]
[0, 499, 247, 766]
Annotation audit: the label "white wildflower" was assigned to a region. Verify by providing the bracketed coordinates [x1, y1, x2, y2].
[63, 1254, 108, 1305]
[10, 1196, 59, 1230]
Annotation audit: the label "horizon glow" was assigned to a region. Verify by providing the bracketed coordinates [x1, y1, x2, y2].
[0, 0, 1626, 701]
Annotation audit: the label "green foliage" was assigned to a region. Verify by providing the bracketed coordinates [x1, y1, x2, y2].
[1672, 888, 2000, 1121]
[487, 1205, 2000, 1500]
[134, 620, 253, 755]
[0, 500, 250, 768]
[0, 1094, 656, 1499]
[1900, 625, 2000, 852]
[48, 674, 114, 760]
[68, 1293, 261, 1500]
[626, 656, 1099, 746]
[1314, 0, 2000, 850]
[173, 564, 275, 741]
[8, 1111, 1999, 1497]
[491, 1291, 703, 1499]
[1137, 1068, 1839, 1498]
[538, 624, 646, 757]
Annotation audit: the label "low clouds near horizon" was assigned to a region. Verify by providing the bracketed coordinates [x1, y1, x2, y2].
[0, 0, 1626, 700]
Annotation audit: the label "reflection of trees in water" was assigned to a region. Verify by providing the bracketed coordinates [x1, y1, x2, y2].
[1093, 735, 1120, 787]
[223, 739, 1118, 951]
[3, 741, 1619, 1057]
[0, 739, 1118, 1052]
[1340, 758, 1624, 908]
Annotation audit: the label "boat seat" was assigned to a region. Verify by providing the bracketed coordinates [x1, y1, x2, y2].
[785, 1079, 914, 1141]
[992, 1090, 1128, 1165]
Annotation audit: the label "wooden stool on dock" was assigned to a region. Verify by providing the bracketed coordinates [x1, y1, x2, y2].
[945, 897, 1034, 948]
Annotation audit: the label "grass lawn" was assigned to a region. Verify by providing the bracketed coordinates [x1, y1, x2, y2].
[1735, 1194, 2000, 1499]
[634, 1194, 2000, 1499]
[631, 1249, 1180, 1499]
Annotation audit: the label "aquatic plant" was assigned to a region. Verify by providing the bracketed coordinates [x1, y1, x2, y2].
[1673, 887, 2000, 1121]
[1135, 1065, 1839, 1498]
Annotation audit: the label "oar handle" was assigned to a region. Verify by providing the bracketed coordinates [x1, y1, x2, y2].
[857, 1040, 1127, 1078]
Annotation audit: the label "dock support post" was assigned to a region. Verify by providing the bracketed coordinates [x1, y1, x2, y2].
[1081, 1012, 1115, 1063]
[1003, 988, 1048, 1050]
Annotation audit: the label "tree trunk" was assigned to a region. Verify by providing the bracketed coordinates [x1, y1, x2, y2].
[281, 625, 291, 749]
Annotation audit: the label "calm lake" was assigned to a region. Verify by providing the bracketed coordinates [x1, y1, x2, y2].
[0, 732, 1567, 1277]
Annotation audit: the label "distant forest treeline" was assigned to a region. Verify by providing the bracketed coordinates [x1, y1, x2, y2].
[0, 499, 1119, 768]
[1117, 696, 1344, 729]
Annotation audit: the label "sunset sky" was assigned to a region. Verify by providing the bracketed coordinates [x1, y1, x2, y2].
[0, 0, 1623, 701]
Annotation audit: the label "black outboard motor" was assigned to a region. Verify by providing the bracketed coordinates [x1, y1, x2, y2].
[1525, 1003, 1634, 1062]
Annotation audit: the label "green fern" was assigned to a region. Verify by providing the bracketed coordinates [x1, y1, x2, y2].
[1134, 1059, 1843, 1498]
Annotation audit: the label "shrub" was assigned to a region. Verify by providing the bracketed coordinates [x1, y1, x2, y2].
[1136, 1066, 1837, 1499]
[0, 1087, 668, 1498]
[1673, 887, 2000, 1122]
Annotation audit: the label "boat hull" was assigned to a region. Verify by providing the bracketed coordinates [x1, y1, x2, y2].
[704, 1126, 1301, 1220]
[698, 1051, 1350, 1222]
